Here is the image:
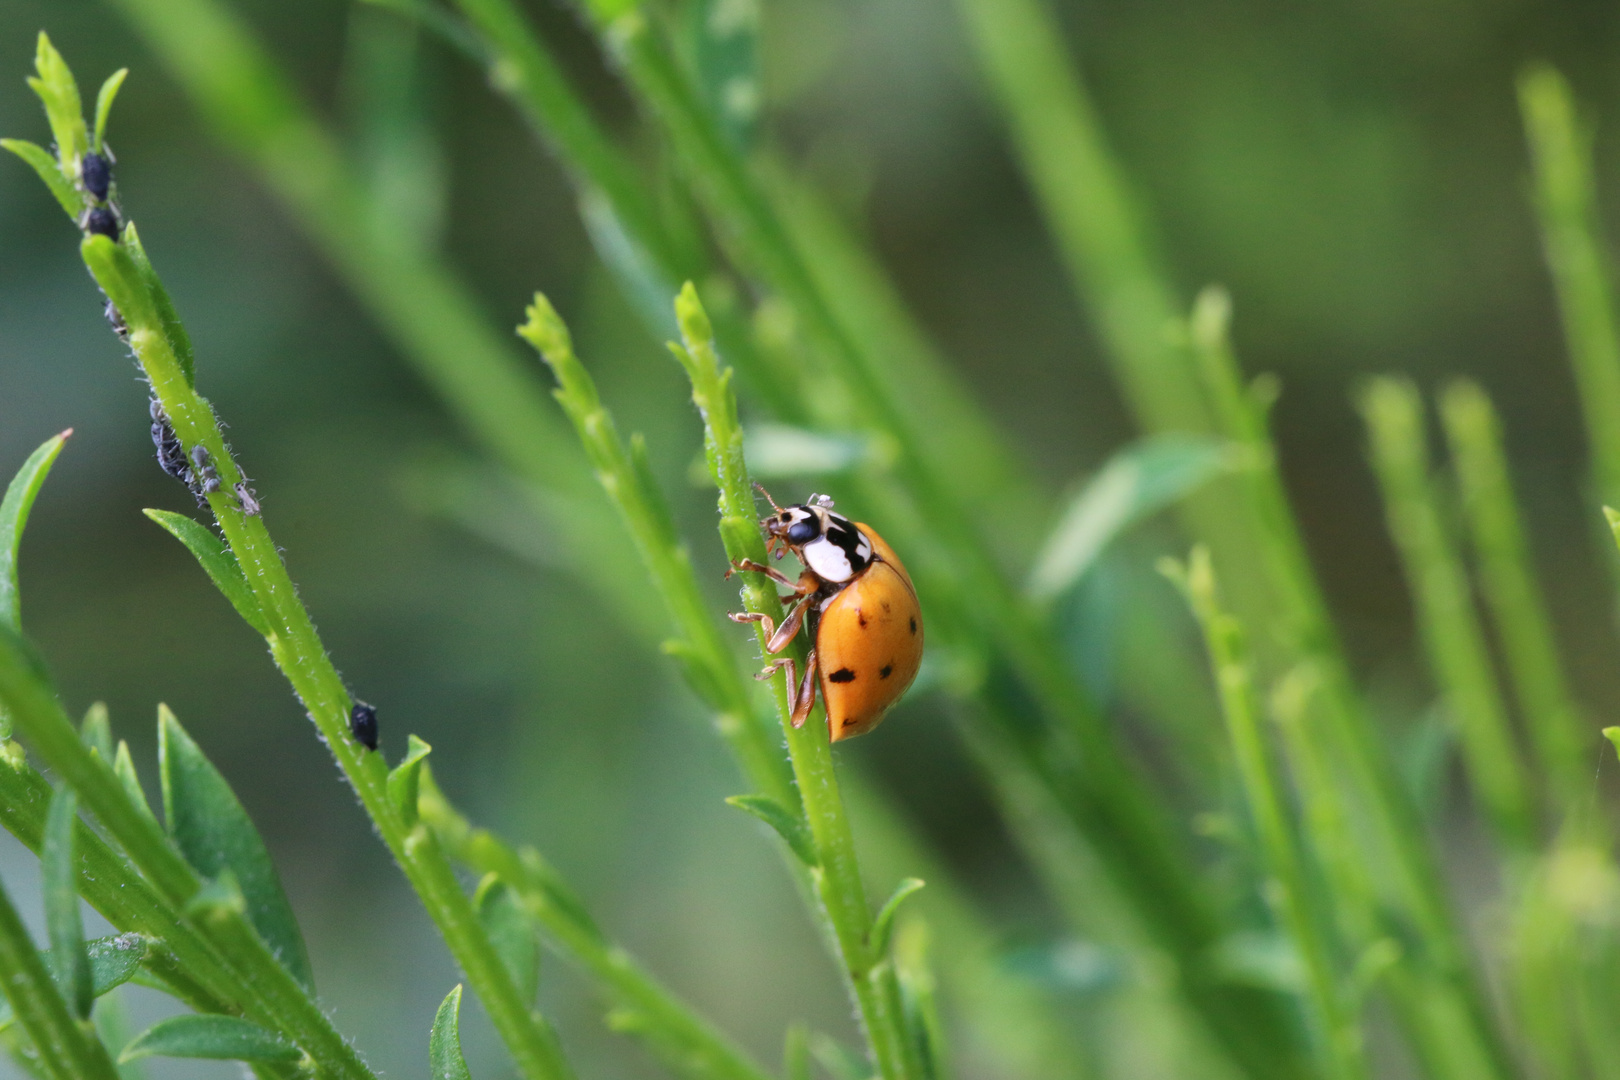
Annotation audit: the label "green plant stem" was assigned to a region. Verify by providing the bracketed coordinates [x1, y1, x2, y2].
[102, 0, 645, 625]
[0, 866, 120, 1080]
[1361, 378, 1536, 850]
[518, 294, 792, 809]
[672, 286, 921, 1080]
[1518, 66, 1620, 517]
[0, 627, 368, 1080]
[1176, 549, 1368, 1080]
[1439, 380, 1589, 811]
[418, 771, 773, 1080]
[1189, 293, 1521, 1079]
[72, 228, 575, 1080]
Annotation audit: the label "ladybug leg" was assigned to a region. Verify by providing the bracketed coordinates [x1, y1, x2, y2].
[765, 594, 815, 654]
[728, 610, 778, 641]
[727, 559, 798, 589]
[790, 648, 818, 729]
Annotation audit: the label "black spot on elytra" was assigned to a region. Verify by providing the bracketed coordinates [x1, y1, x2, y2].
[858, 613, 868, 627]
[828, 668, 856, 683]
[880, 664, 893, 679]
[909, 617, 917, 635]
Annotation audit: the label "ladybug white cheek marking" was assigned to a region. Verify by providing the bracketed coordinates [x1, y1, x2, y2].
[802, 537, 857, 582]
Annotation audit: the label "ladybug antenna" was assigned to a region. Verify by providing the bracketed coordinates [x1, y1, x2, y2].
[753, 482, 784, 514]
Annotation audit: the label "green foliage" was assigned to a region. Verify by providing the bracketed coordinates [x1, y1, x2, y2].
[118, 1015, 301, 1064]
[474, 876, 540, 1006]
[142, 510, 271, 635]
[41, 788, 92, 1019]
[158, 705, 314, 991]
[430, 986, 473, 1080]
[723, 796, 817, 867]
[0, 432, 69, 634]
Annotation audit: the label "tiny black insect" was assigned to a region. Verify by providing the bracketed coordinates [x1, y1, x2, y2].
[189, 445, 221, 494]
[104, 297, 127, 340]
[234, 481, 261, 516]
[348, 701, 379, 751]
[82, 205, 120, 240]
[81, 151, 112, 202]
[149, 399, 191, 486]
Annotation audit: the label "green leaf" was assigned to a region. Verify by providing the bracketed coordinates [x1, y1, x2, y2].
[80, 235, 159, 334]
[685, 0, 760, 152]
[474, 875, 540, 1004]
[808, 1034, 869, 1080]
[112, 741, 158, 825]
[27, 33, 87, 173]
[0, 934, 149, 1029]
[0, 139, 81, 219]
[724, 794, 817, 866]
[870, 877, 924, 959]
[429, 985, 472, 1080]
[91, 69, 127, 154]
[43, 786, 93, 1019]
[1027, 435, 1239, 603]
[388, 734, 432, 826]
[123, 226, 196, 388]
[783, 1023, 811, 1080]
[184, 870, 246, 921]
[1, 431, 70, 631]
[80, 703, 113, 763]
[83, 934, 147, 998]
[1604, 727, 1620, 762]
[119, 1016, 301, 1064]
[158, 706, 313, 992]
[142, 510, 271, 636]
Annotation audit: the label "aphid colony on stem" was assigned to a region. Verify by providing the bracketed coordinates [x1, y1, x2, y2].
[729, 486, 923, 742]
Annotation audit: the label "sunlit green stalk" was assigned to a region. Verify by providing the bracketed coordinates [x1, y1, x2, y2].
[1519, 66, 1620, 517]
[0, 629, 370, 1080]
[1174, 547, 1368, 1080]
[0, 867, 120, 1080]
[1361, 378, 1536, 850]
[418, 770, 774, 1080]
[1439, 380, 1588, 810]
[671, 284, 922, 1080]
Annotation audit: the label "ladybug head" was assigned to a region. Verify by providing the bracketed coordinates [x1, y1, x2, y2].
[763, 505, 823, 553]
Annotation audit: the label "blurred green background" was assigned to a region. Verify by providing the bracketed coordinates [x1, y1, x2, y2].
[4, 0, 1620, 1077]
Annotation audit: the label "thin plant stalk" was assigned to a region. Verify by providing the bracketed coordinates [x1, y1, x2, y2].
[417, 770, 773, 1080]
[670, 284, 923, 1080]
[1172, 547, 1369, 1080]
[0, 865, 120, 1080]
[0, 628, 367, 1080]
[1360, 377, 1536, 850]
[1518, 66, 1620, 519]
[1189, 292, 1521, 1079]
[1439, 380, 1589, 812]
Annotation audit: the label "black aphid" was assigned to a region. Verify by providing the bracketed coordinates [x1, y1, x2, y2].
[82, 205, 120, 240]
[149, 399, 191, 486]
[348, 702, 379, 751]
[190, 444, 221, 494]
[81, 151, 112, 202]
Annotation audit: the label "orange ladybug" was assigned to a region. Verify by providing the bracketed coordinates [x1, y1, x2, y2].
[729, 487, 923, 741]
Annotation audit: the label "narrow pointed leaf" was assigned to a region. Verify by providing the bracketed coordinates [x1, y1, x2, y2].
[1605, 727, 1620, 762]
[0, 140, 80, 218]
[158, 707, 313, 991]
[91, 69, 127, 153]
[142, 511, 271, 636]
[1, 432, 70, 631]
[474, 876, 539, 1005]
[429, 985, 472, 1080]
[1027, 435, 1238, 602]
[118, 1016, 300, 1064]
[387, 735, 432, 826]
[124, 227, 195, 387]
[43, 787, 92, 1018]
[29, 33, 87, 171]
[724, 795, 817, 866]
[83, 934, 146, 998]
[112, 742, 157, 825]
[79, 703, 113, 764]
[870, 877, 924, 959]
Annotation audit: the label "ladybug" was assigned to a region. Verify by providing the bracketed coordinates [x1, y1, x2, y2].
[729, 487, 923, 741]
